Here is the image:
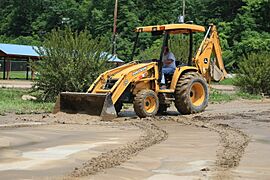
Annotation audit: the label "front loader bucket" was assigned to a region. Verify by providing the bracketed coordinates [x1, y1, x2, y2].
[53, 92, 117, 119]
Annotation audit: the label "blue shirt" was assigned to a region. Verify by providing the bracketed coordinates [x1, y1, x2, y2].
[162, 52, 176, 74]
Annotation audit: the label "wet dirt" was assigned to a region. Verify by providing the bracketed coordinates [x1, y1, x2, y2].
[69, 120, 168, 178]
[173, 115, 250, 179]
[0, 99, 270, 179]
[180, 115, 250, 169]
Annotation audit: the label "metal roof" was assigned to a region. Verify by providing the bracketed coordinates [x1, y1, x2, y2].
[100, 52, 124, 63]
[107, 55, 124, 63]
[135, 24, 205, 33]
[0, 43, 39, 58]
[0, 44, 124, 63]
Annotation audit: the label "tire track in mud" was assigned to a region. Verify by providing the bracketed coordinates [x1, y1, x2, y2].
[171, 115, 250, 176]
[2, 113, 249, 178]
[67, 114, 249, 178]
[68, 120, 168, 177]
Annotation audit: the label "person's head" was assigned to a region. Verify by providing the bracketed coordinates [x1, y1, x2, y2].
[163, 46, 169, 55]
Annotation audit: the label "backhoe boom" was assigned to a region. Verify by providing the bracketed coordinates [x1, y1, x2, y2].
[194, 25, 227, 82]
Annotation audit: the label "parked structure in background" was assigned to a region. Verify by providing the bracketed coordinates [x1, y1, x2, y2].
[0, 43, 39, 80]
[0, 43, 124, 81]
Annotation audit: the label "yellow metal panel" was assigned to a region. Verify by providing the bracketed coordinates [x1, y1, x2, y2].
[170, 66, 198, 90]
[111, 63, 158, 104]
[87, 62, 137, 93]
[133, 81, 151, 95]
[158, 89, 174, 93]
[111, 63, 154, 79]
[135, 24, 205, 33]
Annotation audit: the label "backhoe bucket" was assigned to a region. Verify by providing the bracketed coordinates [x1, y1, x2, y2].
[53, 92, 117, 119]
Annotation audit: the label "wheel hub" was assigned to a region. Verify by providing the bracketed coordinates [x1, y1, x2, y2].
[144, 96, 156, 113]
[190, 82, 205, 106]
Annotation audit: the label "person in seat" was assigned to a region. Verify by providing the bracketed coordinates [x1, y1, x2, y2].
[160, 47, 176, 89]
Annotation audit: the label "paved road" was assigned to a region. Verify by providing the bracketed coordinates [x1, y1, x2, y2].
[0, 80, 32, 89]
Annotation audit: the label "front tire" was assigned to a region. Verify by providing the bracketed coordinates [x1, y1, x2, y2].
[134, 90, 159, 118]
[175, 72, 208, 114]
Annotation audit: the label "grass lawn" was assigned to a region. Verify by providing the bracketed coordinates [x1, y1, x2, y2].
[0, 71, 31, 79]
[212, 78, 235, 85]
[0, 88, 54, 115]
[209, 89, 261, 103]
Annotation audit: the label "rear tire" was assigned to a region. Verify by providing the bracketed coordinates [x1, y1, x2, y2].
[175, 72, 208, 114]
[134, 90, 159, 118]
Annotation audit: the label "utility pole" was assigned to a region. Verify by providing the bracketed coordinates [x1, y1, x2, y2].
[112, 0, 118, 55]
[182, 0, 185, 22]
[178, 0, 185, 23]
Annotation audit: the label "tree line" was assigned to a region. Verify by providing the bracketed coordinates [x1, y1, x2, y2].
[0, 0, 269, 69]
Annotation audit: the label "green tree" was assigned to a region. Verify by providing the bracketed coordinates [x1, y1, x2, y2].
[33, 28, 111, 101]
[234, 52, 270, 95]
[2, 0, 44, 36]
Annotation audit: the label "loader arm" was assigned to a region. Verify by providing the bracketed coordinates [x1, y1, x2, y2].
[194, 25, 227, 82]
[87, 61, 137, 93]
[88, 62, 158, 105]
[55, 62, 158, 119]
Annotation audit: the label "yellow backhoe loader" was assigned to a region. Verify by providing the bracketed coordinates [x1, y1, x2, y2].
[54, 23, 227, 119]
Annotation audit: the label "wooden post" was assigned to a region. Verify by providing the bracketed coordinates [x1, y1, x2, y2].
[31, 59, 35, 80]
[3, 58, 6, 79]
[3, 57, 6, 79]
[31, 70, 35, 80]
[6, 59, 11, 80]
[26, 59, 29, 80]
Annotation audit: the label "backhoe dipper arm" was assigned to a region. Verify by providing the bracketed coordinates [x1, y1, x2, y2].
[194, 25, 227, 82]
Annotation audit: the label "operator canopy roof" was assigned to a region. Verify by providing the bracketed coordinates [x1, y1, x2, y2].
[135, 24, 205, 34]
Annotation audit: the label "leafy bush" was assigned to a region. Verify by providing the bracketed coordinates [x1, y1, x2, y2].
[234, 52, 270, 95]
[33, 28, 111, 101]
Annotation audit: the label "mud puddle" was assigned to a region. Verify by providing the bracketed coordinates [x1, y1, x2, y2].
[0, 119, 141, 180]
[0, 141, 119, 171]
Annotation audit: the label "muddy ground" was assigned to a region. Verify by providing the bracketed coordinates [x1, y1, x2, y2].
[0, 99, 270, 180]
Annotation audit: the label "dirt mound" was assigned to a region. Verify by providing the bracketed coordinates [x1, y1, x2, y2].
[68, 119, 168, 177]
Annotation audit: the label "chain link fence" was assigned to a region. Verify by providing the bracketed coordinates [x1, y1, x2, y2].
[0, 59, 32, 80]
